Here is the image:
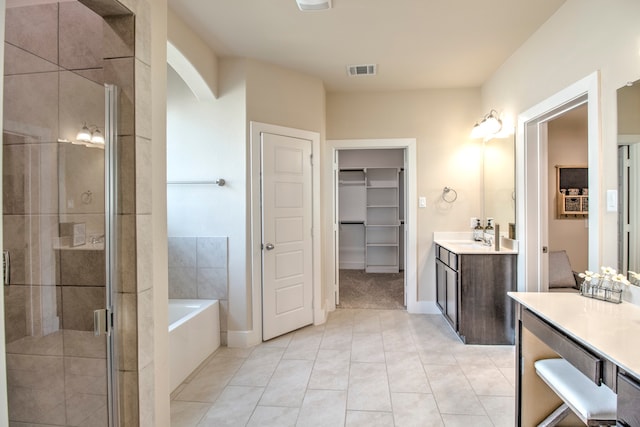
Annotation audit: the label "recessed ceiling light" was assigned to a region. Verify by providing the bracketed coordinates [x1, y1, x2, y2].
[295, 0, 331, 11]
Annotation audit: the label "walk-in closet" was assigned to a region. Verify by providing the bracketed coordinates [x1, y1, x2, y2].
[337, 148, 406, 309]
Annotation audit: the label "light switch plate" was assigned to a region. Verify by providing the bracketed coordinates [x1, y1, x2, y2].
[606, 189, 617, 212]
[419, 196, 426, 208]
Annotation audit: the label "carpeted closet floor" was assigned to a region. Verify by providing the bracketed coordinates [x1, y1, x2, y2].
[337, 269, 405, 310]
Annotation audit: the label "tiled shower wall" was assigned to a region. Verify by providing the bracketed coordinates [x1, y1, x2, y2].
[168, 236, 229, 343]
[2, 0, 150, 425]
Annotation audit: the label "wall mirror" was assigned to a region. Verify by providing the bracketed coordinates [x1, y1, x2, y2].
[483, 133, 516, 237]
[618, 78, 640, 277]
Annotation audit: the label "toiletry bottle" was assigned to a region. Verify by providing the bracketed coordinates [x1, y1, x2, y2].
[485, 218, 494, 235]
[473, 219, 483, 241]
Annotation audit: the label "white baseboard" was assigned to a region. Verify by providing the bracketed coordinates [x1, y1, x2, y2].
[227, 329, 260, 348]
[406, 300, 440, 314]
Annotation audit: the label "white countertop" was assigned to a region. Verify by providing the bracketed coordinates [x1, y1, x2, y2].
[435, 238, 518, 254]
[509, 292, 640, 378]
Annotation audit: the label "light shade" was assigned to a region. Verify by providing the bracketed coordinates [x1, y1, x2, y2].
[296, 0, 331, 11]
[76, 124, 91, 142]
[470, 110, 504, 140]
[91, 128, 105, 144]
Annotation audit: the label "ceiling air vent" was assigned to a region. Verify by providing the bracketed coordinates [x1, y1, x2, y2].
[347, 64, 377, 77]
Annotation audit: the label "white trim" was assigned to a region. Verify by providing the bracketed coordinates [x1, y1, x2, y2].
[249, 122, 322, 347]
[227, 330, 255, 348]
[325, 139, 423, 313]
[167, 41, 216, 101]
[516, 71, 601, 292]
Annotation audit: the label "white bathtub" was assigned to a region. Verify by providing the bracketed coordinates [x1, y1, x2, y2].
[169, 299, 220, 392]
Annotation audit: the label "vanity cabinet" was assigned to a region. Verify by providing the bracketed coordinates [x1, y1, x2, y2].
[435, 244, 517, 345]
[618, 372, 640, 426]
[435, 246, 458, 329]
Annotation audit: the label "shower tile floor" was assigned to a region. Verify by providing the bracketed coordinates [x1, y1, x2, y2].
[170, 309, 515, 426]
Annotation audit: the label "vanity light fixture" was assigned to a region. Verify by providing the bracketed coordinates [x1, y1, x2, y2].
[76, 123, 92, 143]
[470, 109, 504, 140]
[76, 123, 105, 146]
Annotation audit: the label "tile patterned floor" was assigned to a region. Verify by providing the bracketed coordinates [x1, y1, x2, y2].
[170, 309, 515, 427]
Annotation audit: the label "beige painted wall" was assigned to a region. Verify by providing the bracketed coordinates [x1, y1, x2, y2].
[547, 108, 589, 272]
[326, 89, 482, 301]
[482, 0, 640, 269]
[167, 8, 217, 98]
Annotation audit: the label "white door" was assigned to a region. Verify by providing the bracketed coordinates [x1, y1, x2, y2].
[261, 132, 313, 340]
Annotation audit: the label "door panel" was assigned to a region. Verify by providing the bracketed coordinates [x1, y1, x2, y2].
[262, 132, 313, 340]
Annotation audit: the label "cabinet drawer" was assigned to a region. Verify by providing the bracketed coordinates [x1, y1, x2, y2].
[437, 246, 449, 263]
[618, 372, 640, 426]
[448, 252, 457, 270]
[522, 308, 603, 384]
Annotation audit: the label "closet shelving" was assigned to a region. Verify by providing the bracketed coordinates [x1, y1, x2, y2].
[339, 167, 400, 273]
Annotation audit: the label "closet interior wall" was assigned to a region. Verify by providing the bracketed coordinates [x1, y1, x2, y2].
[338, 149, 405, 273]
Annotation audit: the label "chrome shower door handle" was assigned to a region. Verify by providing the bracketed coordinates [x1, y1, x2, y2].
[264, 243, 275, 251]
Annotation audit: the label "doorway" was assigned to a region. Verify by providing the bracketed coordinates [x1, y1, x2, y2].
[326, 138, 419, 313]
[336, 148, 406, 309]
[517, 72, 601, 292]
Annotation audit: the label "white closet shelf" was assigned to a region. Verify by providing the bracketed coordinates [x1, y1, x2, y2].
[366, 243, 399, 247]
[366, 204, 397, 208]
[340, 180, 366, 185]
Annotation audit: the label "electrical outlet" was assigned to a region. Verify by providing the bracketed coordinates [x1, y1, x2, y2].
[470, 217, 478, 228]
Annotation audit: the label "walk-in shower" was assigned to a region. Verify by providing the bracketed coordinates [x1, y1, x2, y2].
[2, 1, 134, 425]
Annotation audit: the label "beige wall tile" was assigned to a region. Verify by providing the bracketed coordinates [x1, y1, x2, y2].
[61, 285, 106, 331]
[4, 72, 59, 142]
[137, 288, 154, 369]
[5, 3, 58, 64]
[120, 370, 140, 427]
[3, 43, 59, 76]
[63, 330, 106, 358]
[118, 292, 138, 372]
[117, 214, 137, 293]
[59, 1, 103, 71]
[103, 57, 135, 136]
[136, 214, 153, 292]
[104, 15, 135, 59]
[59, 70, 105, 144]
[3, 286, 28, 343]
[59, 249, 105, 286]
[118, 135, 136, 214]
[134, 1, 151, 66]
[139, 361, 155, 427]
[136, 136, 152, 214]
[135, 59, 152, 139]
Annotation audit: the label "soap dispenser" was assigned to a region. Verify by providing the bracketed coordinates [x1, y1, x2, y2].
[473, 219, 483, 241]
[485, 218, 494, 235]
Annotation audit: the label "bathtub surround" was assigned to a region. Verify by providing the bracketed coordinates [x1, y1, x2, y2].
[168, 236, 229, 344]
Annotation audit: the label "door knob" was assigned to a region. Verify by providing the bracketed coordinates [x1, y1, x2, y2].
[265, 243, 275, 250]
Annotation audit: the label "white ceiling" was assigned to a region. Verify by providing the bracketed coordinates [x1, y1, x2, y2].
[168, 0, 566, 92]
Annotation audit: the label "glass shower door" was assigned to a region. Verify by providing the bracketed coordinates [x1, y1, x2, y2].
[2, 2, 117, 425]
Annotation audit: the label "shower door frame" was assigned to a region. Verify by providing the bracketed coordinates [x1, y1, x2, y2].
[105, 83, 120, 427]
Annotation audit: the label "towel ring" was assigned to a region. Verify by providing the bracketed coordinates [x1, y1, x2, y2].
[442, 187, 458, 203]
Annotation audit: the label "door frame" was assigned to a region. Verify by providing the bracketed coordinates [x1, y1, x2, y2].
[516, 71, 601, 292]
[249, 122, 323, 344]
[326, 139, 422, 313]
